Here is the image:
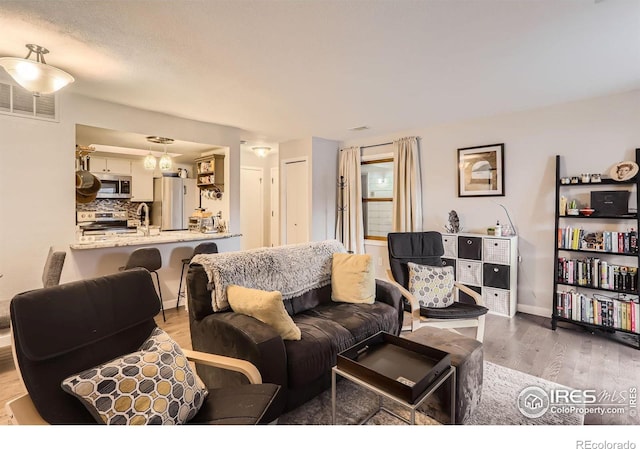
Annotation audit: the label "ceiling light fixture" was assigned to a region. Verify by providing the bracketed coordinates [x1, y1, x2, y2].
[147, 136, 174, 171]
[0, 44, 74, 96]
[252, 147, 271, 158]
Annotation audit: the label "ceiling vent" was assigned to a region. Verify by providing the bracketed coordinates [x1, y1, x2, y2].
[0, 81, 57, 121]
[348, 126, 370, 131]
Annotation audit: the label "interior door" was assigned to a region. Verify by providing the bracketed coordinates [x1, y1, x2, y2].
[270, 167, 280, 247]
[284, 159, 309, 245]
[241, 166, 264, 250]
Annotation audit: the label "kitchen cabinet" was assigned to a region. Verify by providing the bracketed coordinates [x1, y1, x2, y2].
[89, 156, 131, 175]
[130, 160, 154, 202]
[195, 154, 225, 192]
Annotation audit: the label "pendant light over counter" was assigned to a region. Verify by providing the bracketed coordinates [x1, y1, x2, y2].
[143, 150, 157, 170]
[146, 136, 174, 171]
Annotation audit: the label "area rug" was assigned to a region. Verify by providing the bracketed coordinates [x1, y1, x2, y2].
[278, 361, 584, 425]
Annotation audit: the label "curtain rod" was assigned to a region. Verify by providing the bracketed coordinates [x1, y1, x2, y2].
[341, 142, 392, 151]
[340, 137, 421, 151]
[361, 142, 393, 149]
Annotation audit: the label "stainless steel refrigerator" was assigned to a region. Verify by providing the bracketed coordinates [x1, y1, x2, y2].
[151, 177, 198, 230]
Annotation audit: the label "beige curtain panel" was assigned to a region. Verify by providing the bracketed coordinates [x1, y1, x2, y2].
[393, 136, 423, 232]
[336, 146, 365, 254]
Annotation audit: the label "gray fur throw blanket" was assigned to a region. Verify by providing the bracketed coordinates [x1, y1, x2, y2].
[191, 240, 347, 312]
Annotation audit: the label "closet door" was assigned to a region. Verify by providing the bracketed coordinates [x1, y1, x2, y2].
[283, 159, 309, 245]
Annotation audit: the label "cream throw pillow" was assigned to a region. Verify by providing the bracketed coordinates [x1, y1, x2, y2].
[227, 285, 301, 340]
[331, 253, 376, 304]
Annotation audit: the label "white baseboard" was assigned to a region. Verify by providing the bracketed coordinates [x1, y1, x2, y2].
[516, 304, 550, 317]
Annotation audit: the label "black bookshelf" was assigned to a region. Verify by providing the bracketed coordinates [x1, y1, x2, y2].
[552, 150, 640, 349]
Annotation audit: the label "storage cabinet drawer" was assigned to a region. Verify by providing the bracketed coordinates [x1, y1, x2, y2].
[458, 236, 482, 260]
[441, 258, 456, 278]
[483, 238, 511, 264]
[483, 263, 510, 289]
[483, 287, 511, 316]
[459, 284, 482, 304]
[442, 235, 457, 258]
[457, 260, 482, 287]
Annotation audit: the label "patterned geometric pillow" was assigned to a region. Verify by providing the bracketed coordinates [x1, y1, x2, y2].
[408, 262, 455, 308]
[61, 328, 208, 425]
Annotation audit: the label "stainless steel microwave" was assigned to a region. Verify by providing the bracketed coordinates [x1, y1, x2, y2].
[94, 173, 132, 199]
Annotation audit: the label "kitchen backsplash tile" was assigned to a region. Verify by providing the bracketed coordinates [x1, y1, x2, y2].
[76, 199, 152, 220]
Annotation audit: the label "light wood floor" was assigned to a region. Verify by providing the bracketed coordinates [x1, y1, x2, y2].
[1, 309, 638, 425]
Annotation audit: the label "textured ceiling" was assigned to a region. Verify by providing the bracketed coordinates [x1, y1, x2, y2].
[1, 0, 639, 144]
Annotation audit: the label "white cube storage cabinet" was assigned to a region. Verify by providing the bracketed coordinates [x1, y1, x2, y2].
[442, 233, 518, 317]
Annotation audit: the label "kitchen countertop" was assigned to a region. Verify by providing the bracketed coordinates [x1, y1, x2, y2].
[70, 231, 241, 250]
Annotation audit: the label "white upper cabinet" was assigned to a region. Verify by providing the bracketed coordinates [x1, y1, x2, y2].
[89, 156, 131, 175]
[130, 160, 154, 202]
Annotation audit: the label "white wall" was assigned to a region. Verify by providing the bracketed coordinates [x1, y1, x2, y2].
[311, 137, 338, 242]
[0, 91, 242, 301]
[342, 89, 640, 316]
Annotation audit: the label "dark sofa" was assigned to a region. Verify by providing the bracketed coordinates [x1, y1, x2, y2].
[186, 247, 404, 415]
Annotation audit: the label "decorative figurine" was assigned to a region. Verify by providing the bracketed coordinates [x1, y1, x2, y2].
[445, 210, 461, 233]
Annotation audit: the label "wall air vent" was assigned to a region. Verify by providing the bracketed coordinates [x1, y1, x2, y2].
[0, 81, 58, 121]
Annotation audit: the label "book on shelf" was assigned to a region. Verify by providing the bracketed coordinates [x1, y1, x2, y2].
[555, 291, 639, 332]
[557, 257, 637, 291]
[558, 227, 639, 254]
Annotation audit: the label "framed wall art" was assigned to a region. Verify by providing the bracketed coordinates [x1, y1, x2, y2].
[457, 143, 505, 197]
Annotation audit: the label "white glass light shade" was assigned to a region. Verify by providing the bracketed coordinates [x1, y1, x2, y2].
[252, 147, 271, 158]
[143, 153, 157, 170]
[0, 57, 74, 95]
[159, 153, 173, 171]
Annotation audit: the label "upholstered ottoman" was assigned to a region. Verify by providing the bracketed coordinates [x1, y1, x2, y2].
[403, 327, 483, 424]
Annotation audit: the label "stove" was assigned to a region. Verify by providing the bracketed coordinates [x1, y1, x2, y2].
[77, 210, 137, 235]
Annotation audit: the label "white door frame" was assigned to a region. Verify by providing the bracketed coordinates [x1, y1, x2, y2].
[281, 157, 309, 245]
[270, 166, 280, 247]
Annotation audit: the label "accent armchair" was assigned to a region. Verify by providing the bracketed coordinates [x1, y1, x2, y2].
[5, 268, 281, 424]
[387, 231, 489, 342]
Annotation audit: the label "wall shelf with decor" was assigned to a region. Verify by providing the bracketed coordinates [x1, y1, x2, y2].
[552, 151, 640, 349]
[194, 154, 225, 192]
[441, 232, 518, 317]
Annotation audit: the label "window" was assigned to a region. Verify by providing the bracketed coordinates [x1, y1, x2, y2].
[361, 158, 393, 240]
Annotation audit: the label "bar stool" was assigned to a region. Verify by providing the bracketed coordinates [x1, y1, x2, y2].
[119, 247, 165, 322]
[42, 247, 67, 288]
[176, 242, 218, 309]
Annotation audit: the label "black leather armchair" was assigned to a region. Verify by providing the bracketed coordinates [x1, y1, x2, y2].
[5, 268, 282, 425]
[387, 231, 489, 341]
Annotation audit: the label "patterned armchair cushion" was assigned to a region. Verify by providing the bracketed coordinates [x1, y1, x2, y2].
[61, 328, 208, 425]
[408, 262, 455, 308]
